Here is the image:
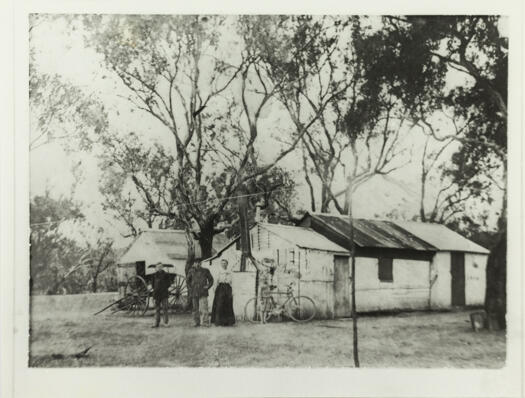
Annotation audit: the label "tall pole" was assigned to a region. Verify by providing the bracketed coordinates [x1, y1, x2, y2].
[238, 187, 251, 273]
[347, 177, 360, 368]
[238, 183, 261, 320]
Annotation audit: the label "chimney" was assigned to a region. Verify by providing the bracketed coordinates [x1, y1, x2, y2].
[255, 203, 262, 223]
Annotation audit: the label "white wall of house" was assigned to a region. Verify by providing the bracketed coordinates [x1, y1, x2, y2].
[230, 272, 257, 317]
[116, 263, 135, 298]
[203, 228, 340, 319]
[465, 253, 488, 306]
[429, 252, 452, 308]
[117, 263, 135, 282]
[202, 225, 488, 319]
[295, 249, 337, 318]
[353, 257, 431, 312]
[428, 251, 488, 308]
[250, 227, 341, 319]
[204, 229, 433, 318]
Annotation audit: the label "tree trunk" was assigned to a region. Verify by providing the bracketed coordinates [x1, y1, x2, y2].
[198, 221, 215, 260]
[320, 190, 330, 213]
[342, 184, 350, 215]
[320, 183, 329, 213]
[183, 228, 196, 310]
[484, 173, 507, 330]
[237, 187, 251, 272]
[484, 229, 506, 330]
[419, 171, 427, 222]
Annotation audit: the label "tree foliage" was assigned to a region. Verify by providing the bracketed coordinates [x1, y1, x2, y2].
[79, 15, 330, 256]
[30, 192, 83, 294]
[29, 16, 108, 152]
[30, 192, 117, 294]
[379, 16, 507, 193]
[376, 15, 507, 328]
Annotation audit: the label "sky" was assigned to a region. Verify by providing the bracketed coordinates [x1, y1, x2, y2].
[29, 15, 504, 248]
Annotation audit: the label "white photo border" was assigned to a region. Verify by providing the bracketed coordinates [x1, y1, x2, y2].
[3, 0, 523, 397]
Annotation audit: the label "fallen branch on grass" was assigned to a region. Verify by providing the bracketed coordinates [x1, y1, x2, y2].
[49, 345, 95, 360]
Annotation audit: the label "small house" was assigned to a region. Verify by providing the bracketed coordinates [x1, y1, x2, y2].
[203, 214, 489, 319]
[116, 229, 228, 296]
[299, 213, 490, 313]
[202, 223, 349, 319]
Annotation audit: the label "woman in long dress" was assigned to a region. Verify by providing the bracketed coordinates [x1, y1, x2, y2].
[211, 259, 235, 326]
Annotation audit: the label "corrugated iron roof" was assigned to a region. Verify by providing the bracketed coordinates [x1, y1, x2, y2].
[259, 223, 348, 253]
[394, 221, 489, 254]
[309, 213, 436, 251]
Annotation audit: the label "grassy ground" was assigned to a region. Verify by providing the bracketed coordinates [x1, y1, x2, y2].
[29, 297, 506, 368]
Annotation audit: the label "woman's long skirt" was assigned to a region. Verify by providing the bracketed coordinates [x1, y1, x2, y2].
[211, 283, 235, 326]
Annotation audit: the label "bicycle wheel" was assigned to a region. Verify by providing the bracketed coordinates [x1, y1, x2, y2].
[244, 297, 274, 323]
[244, 297, 263, 323]
[286, 296, 316, 322]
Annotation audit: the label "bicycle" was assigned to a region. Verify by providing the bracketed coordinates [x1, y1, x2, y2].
[244, 282, 316, 323]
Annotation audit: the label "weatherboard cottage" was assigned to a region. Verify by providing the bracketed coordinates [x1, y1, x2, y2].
[203, 213, 489, 319]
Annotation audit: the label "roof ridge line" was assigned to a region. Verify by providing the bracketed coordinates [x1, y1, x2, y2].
[259, 222, 312, 229]
[307, 211, 447, 225]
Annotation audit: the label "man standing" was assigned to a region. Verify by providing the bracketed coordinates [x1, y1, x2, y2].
[151, 262, 171, 328]
[187, 261, 214, 327]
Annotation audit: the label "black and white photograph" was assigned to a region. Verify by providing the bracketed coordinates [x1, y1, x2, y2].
[1, 2, 523, 397]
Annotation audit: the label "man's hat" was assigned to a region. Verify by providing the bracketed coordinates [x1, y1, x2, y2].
[148, 261, 165, 269]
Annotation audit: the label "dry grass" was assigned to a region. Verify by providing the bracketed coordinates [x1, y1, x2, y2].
[29, 295, 506, 368]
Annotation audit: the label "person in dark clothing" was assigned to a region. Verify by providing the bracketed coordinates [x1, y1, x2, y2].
[151, 262, 171, 328]
[211, 259, 235, 326]
[187, 261, 214, 327]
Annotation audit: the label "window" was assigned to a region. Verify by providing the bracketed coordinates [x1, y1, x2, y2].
[378, 257, 393, 282]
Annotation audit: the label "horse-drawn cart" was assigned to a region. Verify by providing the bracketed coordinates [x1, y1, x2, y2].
[94, 229, 226, 317]
[93, 229, 196, 316]
[95, 271, 188, 316]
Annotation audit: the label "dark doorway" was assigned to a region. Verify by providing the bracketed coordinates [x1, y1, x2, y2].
[135, 261, 146, 279]
[451, 252, 466, 306]
[333, 255, 351, 317]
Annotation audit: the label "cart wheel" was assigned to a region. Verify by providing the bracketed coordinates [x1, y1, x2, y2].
[168, 274, 188, 310]
[124, 275, 150, 316]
